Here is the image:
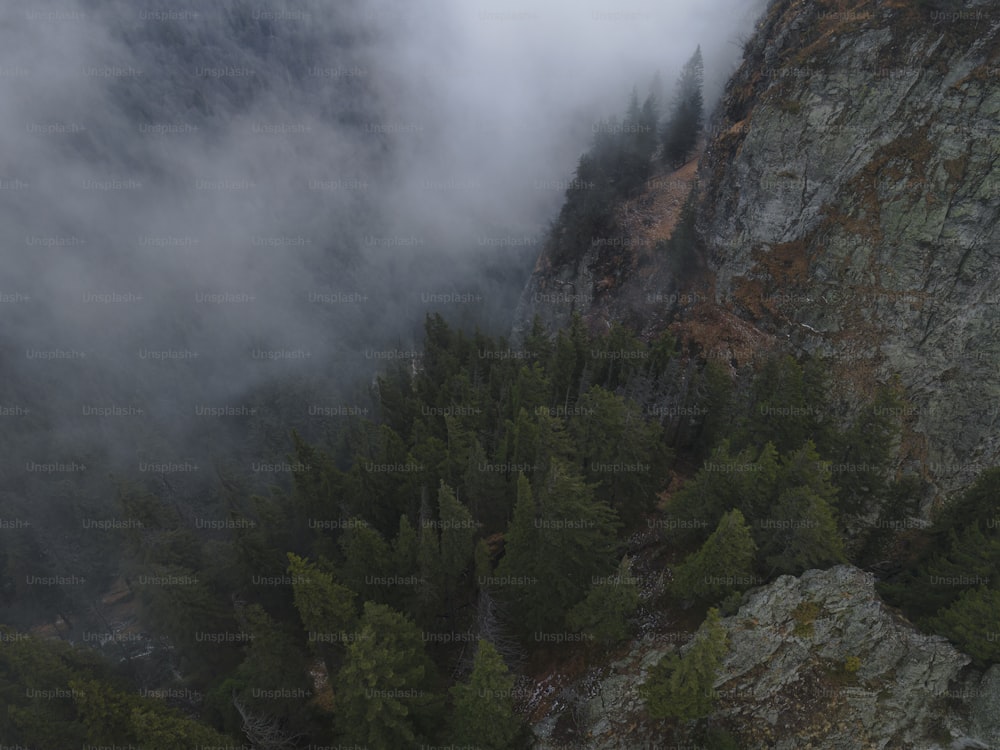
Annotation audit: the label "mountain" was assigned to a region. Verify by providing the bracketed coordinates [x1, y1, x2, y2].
[514, 0, 1000, 746]
[514, 0, 1000, 508]
[532, 565, 1000, 749]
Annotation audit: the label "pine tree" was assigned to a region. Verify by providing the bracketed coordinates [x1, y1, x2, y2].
[128, 706, 235, 750]
[569, 385, 671, 528]
[667, 440, 769, 546]
[491, 474, 542, 629]
[759, 486, 845, 576]
[286, 553, 357, 648]
[928, 587, 1000, 666]
[661, 46, 704, 167]
[524, 315, 554, 365]
[435, 480, 476, 623]
[335, 601, 443, 749]
[337, 521, 394, 604]
[691, 358, 735, 459]
[641, 607, 727, 720]
[232, 602, 313, 723]
[495, 463, 620, 635]
[448, 640, 523, 749]
[462, 438, 510, 533]
[550, 313, 589, 411]
[672, 509, 757, 602]
[416, 494, 444, 624]
[567, 555, 641, 644]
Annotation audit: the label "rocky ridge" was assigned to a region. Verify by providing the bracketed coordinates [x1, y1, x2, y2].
[531, 565, 1000, 749]
[695, 0, 1000, 501]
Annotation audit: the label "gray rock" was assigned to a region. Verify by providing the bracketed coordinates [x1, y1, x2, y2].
[696, 0, 1000, 500]
[530, 565, 994, 749]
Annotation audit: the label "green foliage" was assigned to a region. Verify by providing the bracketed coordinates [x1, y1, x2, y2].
[734, 354, 832, 456]
[760, 486, 845, 576]
[128, 705, 234, 750]
[831, 383, 902, 516]
[928, 587, 1000, 666]
[668, 434, 849, 581]
[661, 46, 704, 167]
[448, 640, 523, 749]
[132, 562, 240, 682]
[569, 386, 672, 528]
[546, 75, 664, 264]
[494, 467, 621, 636]
[0, 629, 236, 749]
[231, 603, 313, 724]
[701, 726, 742, 749]
[672, 509, 757, 602]
[434, 481, 477, 619]
[567, 555, 641, 644]
[287, 552, 357, 644]
[335, 601, 443, 749]
[880, 467, 1000, 652]
[641, 607, 727, 720]
[337, 521, 394, 604]
[791, 600, 821, 637]
[666, 440, 771, 546]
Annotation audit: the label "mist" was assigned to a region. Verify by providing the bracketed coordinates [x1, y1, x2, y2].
[0, 0, 762, 505]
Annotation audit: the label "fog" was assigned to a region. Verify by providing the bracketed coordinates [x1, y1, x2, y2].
[0, 0, 763, 494]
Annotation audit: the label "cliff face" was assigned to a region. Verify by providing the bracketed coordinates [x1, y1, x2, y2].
[511, 158, 699, 344]
[513, 0, 1000, 500]
[531, 566, 1000, 750]
[696, 0, 1000, 499]
[514, 5, 1000, 746]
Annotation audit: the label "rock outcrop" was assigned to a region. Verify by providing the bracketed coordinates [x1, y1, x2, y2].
[518, 2, 1000, 748]
[531, 565, 998, 749]
[695, 0, 1000, 500]
[513, 0, 1000, 502]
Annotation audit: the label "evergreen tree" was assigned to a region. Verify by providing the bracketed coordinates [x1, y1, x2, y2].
[567, 555, 641, 645]
[661, 46, 704, 167]
[392, 514, 420, 576]
[231, 603, 313, 725]
[416, 495, 444, 624]
[287, 553, 357, 646]
[524, 314, 554, 365]
[641, 607, 727, 720]
[448, 640, 523, 749]
[495, 464, 620, 635]
[128, 706, 234, 750]
[337, 521, 394, 605]
[667, 440, 774, 546]
[759, 485, 845, 576]
[435, 481, 476, 622]
[879, 468, 1000, 619]
[691, 358, 735, 458]
[335, 602, 443, 749]
[133, 562, 240, 682]
[550, 313, 589, 411]
[462, 438, 510, 533]
[672, 509, 757, 602]
[928, 587, 1000, 666]
[569, 385, 671, 528]
[735, 353, 825, 455]
[491, 474, 543, 630]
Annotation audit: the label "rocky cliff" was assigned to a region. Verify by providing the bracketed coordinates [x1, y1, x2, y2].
[515, 3, 1000, 746]
[513, 0, 1000, 504]
[531, 565, 1000, 749]
[697, 0, 1000, 503]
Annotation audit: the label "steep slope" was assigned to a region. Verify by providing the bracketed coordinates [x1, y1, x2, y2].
[696, 0, 1000, 501]
[531, 565, 1000, 749]
[513, 4, 1000, 746]
[511, 153, 702, 343]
